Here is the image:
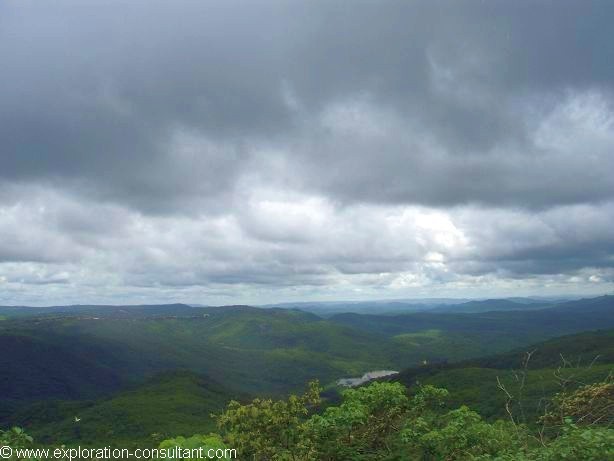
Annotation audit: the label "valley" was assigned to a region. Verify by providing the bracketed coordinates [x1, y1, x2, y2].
[1, 295, 613, 448]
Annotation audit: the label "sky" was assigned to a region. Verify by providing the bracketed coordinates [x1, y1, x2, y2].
[1, 0, 614, 306]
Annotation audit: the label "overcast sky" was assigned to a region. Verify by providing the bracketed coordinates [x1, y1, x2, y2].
[1, 0, 614, 306]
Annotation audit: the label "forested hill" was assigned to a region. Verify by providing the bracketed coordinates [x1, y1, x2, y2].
[429, 298, 554, 313]
[8, 371, 239, 446]
[1, 300, 612, 455]
[394, 329, 614, 383]
[389, 329, 614, 422]
[1, 295, 613, 406]
[329, 295, 614, 340]
[0, 303, 203, 319]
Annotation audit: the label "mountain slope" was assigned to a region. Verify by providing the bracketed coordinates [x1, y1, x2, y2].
[391, 329, 614, 422]
[13, 371, 238, 446]
[430, 299, 554, 313]
[0, 333, 123, 401]
[330, 295, 614, 350]
[0, 303, 204, 319]
[3, 296, 613, 402]
[0, 306, 395, 396]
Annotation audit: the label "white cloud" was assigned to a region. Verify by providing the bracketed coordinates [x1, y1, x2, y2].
[1, 1, 614, 304]
[0, 184, 612, 305]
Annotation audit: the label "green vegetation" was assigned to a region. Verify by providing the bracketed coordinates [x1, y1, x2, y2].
[430, 299, 554, 314]
[392, 329, 491, 363]
[15, 372, 236, 447]
[0, 332, 123, 402]
[2, 296, 613, 406]
[1, 298, 613, 457]
[413, 364, 612, 423]
[212, 377, 614, 460]
[158, 434, 232, 460]
[86, 381, 614, 461]
[10, 378, 605, 460]
[0, 307, 396, 400]
[393, 329, 614, 422]
[330, 296, 614, 349]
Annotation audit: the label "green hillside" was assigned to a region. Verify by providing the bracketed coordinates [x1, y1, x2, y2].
[389, 329, 497, 363]
[0, 303, 205, 319]
[0, 306, 395, 399]
[0, 332, 124, 414]
[2, 297, 613, 451]
[430, 298, 554, 313]
[392, 329, 614, 423]
[12, 371, 237, 447]
[418, 364, 612, 424]
[2, 296, 613, 404]
[461, 329, 614, 369]
[331, 295, 614, 356]
[1, 304, 613, 455]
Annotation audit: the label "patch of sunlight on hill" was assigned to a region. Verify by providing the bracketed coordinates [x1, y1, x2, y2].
[392, 329, 491, 363]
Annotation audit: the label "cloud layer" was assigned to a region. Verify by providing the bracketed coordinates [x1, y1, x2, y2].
[1, 1, 613, 304]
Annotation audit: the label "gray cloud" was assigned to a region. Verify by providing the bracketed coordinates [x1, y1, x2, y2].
[0, 1, 613, 304]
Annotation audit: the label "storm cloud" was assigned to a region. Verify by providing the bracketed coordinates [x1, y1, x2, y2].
[1, 0, 613, 305]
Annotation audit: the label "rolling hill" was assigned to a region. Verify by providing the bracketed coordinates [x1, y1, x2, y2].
[1, 297, 613, 449]
[429, 298, 554, 313]
[2, 296, 613, 402]
[7, 371, 238, 447]
[1, 296, 612, 427]
[0, 306, 395, 399]
[330, 295, 614, 357]
[391, 329, 614, 423]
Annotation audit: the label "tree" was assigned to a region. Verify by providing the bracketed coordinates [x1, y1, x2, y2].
[542, 377, 614, 429]
[215, 381, 320, 460]
[158, 434, 231, 461]
[307, 381, 409, 460]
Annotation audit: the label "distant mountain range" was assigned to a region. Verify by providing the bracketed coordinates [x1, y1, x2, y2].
[260, 296, 581, 316]
[0, 295, 591, 319]
[428, 298, 555, 313]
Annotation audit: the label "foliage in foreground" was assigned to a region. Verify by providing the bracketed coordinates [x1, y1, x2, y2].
[0, 427, 33, 452]
[212, 379, 614, 460]
[2, 378, 613, 460]
[158, 434, 231, 460]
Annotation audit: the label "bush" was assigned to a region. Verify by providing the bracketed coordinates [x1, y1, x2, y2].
[159, 434, 231, 461]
